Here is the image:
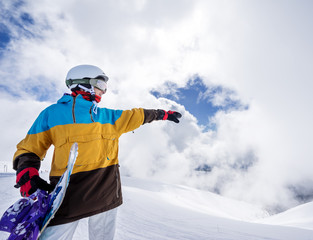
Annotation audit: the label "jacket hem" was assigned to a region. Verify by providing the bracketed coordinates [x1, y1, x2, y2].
[48, 199, 123, 226]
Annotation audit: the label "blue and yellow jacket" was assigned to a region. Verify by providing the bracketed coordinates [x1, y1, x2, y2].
[13, 94, 149, 225]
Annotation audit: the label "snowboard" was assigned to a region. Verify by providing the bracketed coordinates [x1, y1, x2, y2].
[37, 142, 78, 238]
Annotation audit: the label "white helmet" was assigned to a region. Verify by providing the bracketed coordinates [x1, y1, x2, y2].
[65, 64, 108, 92]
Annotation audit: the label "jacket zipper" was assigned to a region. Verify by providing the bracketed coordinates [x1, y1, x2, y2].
[89, 106, 95, 122]
[72, 96, 76, 123]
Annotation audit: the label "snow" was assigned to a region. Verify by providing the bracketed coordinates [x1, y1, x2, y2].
[258, 201, 313, 231]
[1, 174, 313, 240]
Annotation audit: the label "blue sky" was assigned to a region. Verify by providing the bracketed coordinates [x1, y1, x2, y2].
[0, 1, 37, 51]
[0, 24, 10, 50]
[151, 77, 245, 127]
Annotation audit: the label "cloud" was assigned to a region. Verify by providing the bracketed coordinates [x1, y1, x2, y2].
[0, 98, 51, 169]
[1, 0, 313, 212]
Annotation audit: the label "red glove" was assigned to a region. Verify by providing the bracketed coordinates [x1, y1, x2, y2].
[14, 167, 54, 197]
[157, 110, 182, 123]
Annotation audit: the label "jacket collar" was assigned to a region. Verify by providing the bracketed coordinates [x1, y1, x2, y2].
[57, 94, 93, 107]
[57, 94, 72, 103]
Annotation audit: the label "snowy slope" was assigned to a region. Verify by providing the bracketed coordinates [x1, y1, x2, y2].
[258, 201, 313, 231]
[1, 174, 313, 240]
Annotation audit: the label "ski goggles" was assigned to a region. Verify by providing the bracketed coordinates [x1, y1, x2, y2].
[66, 78, 108, 93]
[89, 78, 107, 93]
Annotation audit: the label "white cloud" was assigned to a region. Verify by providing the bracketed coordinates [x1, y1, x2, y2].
[1, 0, 313, 212]
[0, 98, 51, 170]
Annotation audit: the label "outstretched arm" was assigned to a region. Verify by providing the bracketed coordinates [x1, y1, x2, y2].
[113, 108, 182, 135]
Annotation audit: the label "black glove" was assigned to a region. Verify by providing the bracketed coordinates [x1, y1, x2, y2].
[157, 110, 182, 123]
[14, 167, 54, 197]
